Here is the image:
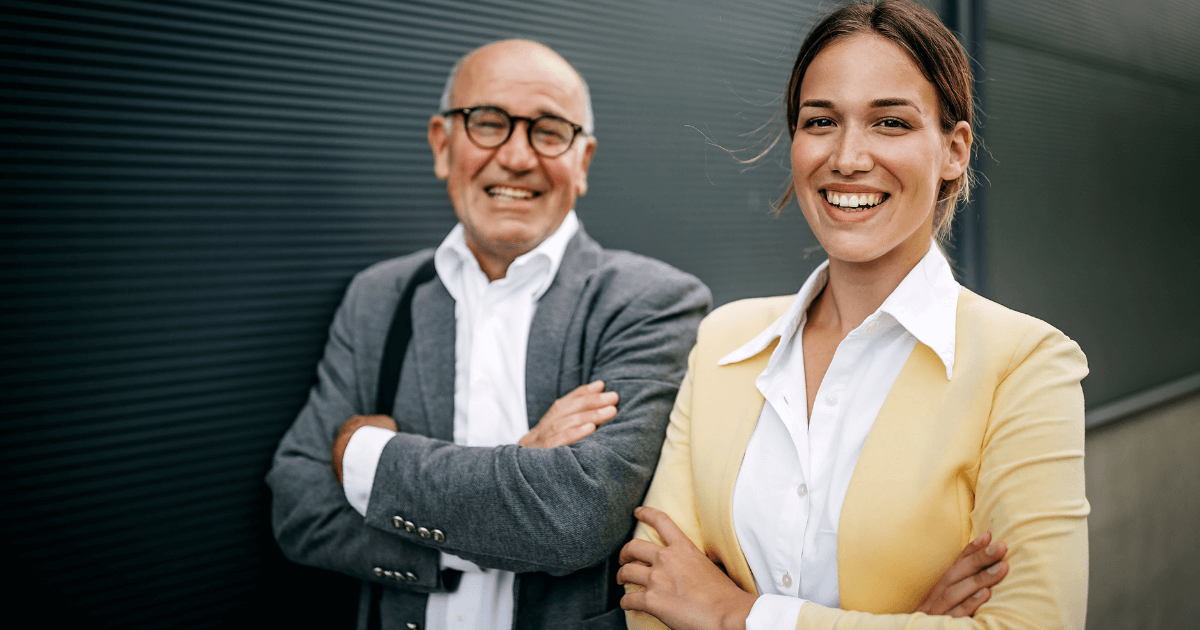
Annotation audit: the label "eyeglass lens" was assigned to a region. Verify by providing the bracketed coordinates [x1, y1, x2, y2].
[465, 108, 575, 156]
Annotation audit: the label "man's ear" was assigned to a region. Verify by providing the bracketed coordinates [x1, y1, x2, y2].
[428, 116, 451, 181]
[575, 136, 597, 196]
[940, 120, 971, 182]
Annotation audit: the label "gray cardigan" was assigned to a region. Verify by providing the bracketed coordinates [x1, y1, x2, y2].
[267, 228, 711, 629]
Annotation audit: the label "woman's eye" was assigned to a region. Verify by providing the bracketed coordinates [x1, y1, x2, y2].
[877, 117, 911, 129]
[803, 117, 835, 129]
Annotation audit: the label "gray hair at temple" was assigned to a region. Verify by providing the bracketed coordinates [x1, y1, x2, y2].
[438, 41, 596, 137]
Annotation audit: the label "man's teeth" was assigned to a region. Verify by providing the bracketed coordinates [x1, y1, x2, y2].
[824, 190, 885, 211]
[488, 186, 536, 201]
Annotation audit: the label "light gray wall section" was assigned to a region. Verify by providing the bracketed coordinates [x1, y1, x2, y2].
[981, 0, 1200, 407]
[1085, 391, 1200, 630]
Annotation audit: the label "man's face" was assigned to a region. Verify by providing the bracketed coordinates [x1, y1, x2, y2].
[428, 42, 596, 278]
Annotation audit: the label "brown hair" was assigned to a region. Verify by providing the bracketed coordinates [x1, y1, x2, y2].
[780, 0, 974, 241]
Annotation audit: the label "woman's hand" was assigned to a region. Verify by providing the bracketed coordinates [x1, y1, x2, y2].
[915, 531, 1009, 616]
[618, 506, 757, 630]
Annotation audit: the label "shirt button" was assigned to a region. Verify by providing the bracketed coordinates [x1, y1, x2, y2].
[797, 483, 808, 497]
[782, 572, 793, 587]
[867, 321, 879, 332]
[825, 393, 838, 405]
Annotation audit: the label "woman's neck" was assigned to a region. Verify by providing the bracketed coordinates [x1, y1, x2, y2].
[810, 240, 932, 336]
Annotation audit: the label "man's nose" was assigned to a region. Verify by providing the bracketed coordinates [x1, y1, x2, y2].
[494, 122, 539, 172]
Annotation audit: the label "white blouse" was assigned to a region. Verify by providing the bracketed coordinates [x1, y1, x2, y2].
[719, 243, 960, 629]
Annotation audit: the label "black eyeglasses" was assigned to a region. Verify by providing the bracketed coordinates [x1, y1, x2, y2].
[442, 106, 586, 157]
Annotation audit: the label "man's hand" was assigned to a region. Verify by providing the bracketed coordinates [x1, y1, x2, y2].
[618, 507, 757, 630]
[332, 414, 398, 485]
[914, 531, 1009, 617]
[519, 380, 618, 448]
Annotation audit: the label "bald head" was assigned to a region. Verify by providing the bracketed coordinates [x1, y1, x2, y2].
[439, 40, 594, 136]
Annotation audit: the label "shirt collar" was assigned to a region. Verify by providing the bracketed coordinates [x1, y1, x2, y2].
[717, 241, 960, 380]
[876, 243, 960, 379]
[434, 210, 580, 303]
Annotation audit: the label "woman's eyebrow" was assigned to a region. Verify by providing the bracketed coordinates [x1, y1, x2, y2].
[799, 99, 834, 109]
[872, 98, 919, 110]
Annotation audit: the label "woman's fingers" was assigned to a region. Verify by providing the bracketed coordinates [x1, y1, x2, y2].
[946, 587, 992, 618]
[634, 506, 693, 548]
[619, 538, 662, 567]
[939, 532, 992, 585]
[915, 533, 1009, 616]
[940, 561, 1008, 615]
[616, 560, 652, 587]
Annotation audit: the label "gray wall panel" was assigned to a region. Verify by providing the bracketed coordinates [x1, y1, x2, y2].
[1, 0, 822, 626]
[983, 2, 1200, 407]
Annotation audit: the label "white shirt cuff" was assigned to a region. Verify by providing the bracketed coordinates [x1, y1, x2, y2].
[440, 551, 486, 574]
[342, 425, 396, 516]
[745, 594, 807, 630]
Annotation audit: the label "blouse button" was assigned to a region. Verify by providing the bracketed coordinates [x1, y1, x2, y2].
[782, 572, 793, 588]
[797, 483, 808, 497]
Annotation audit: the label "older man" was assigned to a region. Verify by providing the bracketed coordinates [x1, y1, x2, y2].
[266, 40, 710, 630]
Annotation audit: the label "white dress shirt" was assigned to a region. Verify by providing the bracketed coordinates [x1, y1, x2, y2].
[342, 211, 580, 630]
[719, 243, 960, 629]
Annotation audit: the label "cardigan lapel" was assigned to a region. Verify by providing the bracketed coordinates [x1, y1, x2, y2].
[410, 277, 456, 442]
[719, 344, 775, 595]
[523, 227, 602, 427]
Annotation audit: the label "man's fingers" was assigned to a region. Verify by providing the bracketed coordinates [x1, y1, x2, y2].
[550, 389, 619, 418]
[634, 506, 693, 548]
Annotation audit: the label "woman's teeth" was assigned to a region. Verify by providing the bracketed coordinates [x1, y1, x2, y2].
[824, 190, 885, 211]
[488, 186, 536, 201]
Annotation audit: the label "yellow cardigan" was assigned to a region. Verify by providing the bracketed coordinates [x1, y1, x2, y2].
[628, 289, 1089, 630]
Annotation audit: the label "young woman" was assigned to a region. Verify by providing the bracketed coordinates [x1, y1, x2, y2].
[618, 2, 1089, 629]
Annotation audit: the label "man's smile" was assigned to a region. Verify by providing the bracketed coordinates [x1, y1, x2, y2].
[486, 185, 541, 201]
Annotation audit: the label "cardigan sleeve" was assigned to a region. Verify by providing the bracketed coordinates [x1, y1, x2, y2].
[625, 344, 704, 630]
[792, 326, 1090, 630]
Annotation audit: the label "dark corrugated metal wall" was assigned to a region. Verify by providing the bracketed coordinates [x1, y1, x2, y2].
[1, 0, 819, 626]
[981, 0, 1200, 407]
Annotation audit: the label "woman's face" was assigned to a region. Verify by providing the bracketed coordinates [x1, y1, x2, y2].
[790, 34, 969, 267]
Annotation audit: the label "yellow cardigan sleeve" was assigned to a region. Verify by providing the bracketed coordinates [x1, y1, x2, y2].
[625, 345, 704, 630]
[795, 327, 1090, 630]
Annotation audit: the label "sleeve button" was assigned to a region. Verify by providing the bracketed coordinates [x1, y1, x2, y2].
[392, 516, 404, 529]
[373, 567, 383, 577]
[404, 520, 416, 533]
[417, 527, 431, 539]
[432, 529, 445, 543]
[405, 571, 418, 582]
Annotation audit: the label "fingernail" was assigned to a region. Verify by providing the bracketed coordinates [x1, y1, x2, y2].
[988, 564, 1001, 575]
[985, 544, 997, 555]
[973, 589, 985, 599]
